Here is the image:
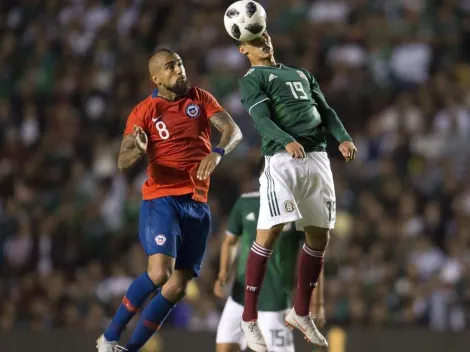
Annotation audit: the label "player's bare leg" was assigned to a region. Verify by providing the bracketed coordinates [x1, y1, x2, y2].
[241, 224, 284, 352]
[216, 343, 242, 352]
[97, 254, 174, 352]
[160, 268, 194, 302]
[146, 253, 175, 285]
[285, 225, 328, 348]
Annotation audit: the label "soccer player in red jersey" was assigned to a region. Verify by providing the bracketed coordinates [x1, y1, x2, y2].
[97, 47, 242, 352]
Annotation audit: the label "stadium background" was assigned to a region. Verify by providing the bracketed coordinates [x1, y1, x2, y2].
[1, 0, 470, 351]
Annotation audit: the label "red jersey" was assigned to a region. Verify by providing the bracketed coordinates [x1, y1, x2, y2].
[124, 87, 224, 203]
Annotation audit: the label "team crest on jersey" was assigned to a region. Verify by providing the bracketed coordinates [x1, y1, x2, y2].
[284, 200, 295, 213]
[155, 234, 167, 246]
[297, 70, 308, 81]
[185, 103, 200, 118]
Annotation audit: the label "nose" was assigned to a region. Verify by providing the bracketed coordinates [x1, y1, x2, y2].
[175, 65, 184, 76]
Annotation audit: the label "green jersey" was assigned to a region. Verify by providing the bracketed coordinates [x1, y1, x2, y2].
[227, 192, 303, 311]
[239, 64, 352, 156]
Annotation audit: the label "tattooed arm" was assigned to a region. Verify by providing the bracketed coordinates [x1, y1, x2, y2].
[117, 126, 148, 172]
[197, 110, 242, 180]
[209, 110, 243, 154]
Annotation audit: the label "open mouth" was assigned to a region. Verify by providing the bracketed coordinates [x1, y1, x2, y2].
[262, 45, 271, 53]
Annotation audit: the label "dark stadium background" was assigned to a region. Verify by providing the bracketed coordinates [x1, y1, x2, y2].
[1, 0, 470, 351]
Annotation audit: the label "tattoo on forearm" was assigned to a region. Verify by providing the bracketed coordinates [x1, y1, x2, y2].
[117, 135, 144, 171]
[210, 110, 242, 154]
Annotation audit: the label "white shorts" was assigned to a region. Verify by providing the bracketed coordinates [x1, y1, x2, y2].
[216, 297, 295, 352]
[258, 151, 336, 230]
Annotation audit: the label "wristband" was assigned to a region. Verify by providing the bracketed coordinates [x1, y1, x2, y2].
[212, 147, 225, 157]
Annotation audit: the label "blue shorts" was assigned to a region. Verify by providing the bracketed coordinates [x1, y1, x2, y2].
[139, 195, 211, 277]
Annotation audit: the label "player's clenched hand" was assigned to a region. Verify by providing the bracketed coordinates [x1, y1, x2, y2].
[214, 272, 231, 299]
[133, 125, 148, 152]
[312, 304, 326, 328]
[197, 152, 222, 180]
[285, 141, 306, 158]
[339, 141, 357, 162]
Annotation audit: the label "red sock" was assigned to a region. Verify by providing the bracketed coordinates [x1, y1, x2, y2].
[242, 242, 272, 322]
[294, 244, 324, 316]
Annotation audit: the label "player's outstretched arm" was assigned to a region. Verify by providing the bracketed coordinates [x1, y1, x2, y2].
[209, 110, 243, 154]
[250, 101, 306, 158]
[309, 76, 357, 161]
[311, 81, 350, 143]
[117, 125, 148, 172]
[197, 111, 242, 180]
[214, 233, 239, 299]
[241, 77, 296, 149]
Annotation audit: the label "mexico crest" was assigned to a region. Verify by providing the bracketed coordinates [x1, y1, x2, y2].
[284, 200, 295, 213]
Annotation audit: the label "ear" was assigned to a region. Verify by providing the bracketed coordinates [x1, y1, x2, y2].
[239, 45, 249, 56]
[150, 74, 158, 85]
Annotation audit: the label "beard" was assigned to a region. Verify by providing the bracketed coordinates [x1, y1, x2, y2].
[171, 79, 190, 96]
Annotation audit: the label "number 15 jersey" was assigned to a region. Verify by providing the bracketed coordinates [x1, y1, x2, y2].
[124, 87, 224, 203]
[239, 64, 350, 156]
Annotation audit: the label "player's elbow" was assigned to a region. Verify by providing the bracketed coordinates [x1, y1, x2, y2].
[235, 127, 243, 144]
[117, 164, 126, 172]
[117, 157, 129, 172]
[231, 124, 243, 144]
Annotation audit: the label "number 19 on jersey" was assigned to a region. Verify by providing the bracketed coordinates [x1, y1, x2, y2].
[286, 81, 308, 100]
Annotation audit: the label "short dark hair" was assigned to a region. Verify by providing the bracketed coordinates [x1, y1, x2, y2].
[148, 47, 178, 74]
[232, 38, 242, 47]
[152, 46, 176, 56]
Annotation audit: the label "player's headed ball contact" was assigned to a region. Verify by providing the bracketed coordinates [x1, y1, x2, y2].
[224, 1, 267, 42]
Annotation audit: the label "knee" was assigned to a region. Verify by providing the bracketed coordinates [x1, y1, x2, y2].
[256, 224, 284, 249]
[162, 281, 188, 302]
[147, 268, 172, 287]
[305, 227, 330, 250]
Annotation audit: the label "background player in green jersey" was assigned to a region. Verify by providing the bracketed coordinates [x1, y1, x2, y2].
[233, 31, 357, 352]
[214, 160, 325, 352]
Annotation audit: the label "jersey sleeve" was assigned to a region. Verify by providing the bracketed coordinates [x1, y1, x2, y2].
[226, 198, 244, 237]
[199, 88, 224, 118]
[240, 74, 295, 146]
[124, 103, 147, 135]
[239, 73, 270, 113]
[302, 69, 352, 143]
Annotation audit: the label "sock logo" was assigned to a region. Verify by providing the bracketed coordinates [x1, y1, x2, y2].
[246, 285, 258, 292]
[122, 296, 137, 313]
[155, 234, 167, 246]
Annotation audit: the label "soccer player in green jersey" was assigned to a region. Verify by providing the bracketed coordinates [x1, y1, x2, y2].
[214, 161, 325, 352]
[233, 32, 357, 352]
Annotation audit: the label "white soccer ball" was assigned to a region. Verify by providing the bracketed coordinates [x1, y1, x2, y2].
[224, 1, 267, 42]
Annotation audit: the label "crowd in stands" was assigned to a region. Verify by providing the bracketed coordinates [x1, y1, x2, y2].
[1, 0, 470, 332]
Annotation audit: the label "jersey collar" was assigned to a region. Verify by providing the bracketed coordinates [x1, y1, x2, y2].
[252, 63, 283, 69]
[150, 87, 192, 102]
